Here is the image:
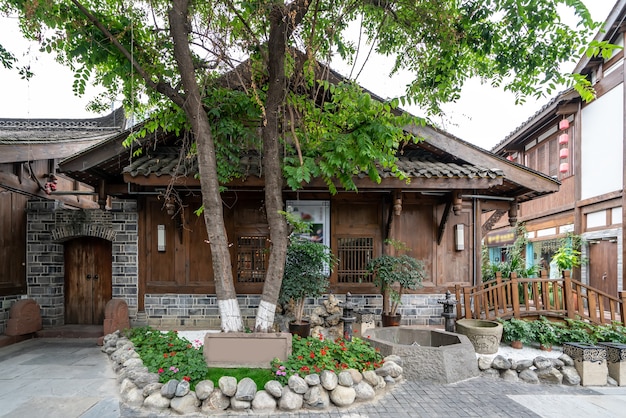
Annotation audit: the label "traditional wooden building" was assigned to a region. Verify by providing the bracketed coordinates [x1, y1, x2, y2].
[487, 1, 626, 299]
[0, 109, 126, 334]
[21, 117, 557, 331]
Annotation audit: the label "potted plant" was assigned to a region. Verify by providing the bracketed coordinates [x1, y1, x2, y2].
[279, 214, 337, 337]
[367, 240, 426, 326]
[499, 317, 534, 349]
[530, 316, 559, 351]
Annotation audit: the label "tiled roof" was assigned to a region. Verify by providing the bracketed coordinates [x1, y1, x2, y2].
[123, 146, 502, 181]
[0, 108, 125, 145]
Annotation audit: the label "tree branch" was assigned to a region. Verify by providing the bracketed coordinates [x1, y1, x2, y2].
[70, 0, 185, 107]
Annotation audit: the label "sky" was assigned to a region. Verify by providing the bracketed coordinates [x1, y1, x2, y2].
[0, 1, 617, 150]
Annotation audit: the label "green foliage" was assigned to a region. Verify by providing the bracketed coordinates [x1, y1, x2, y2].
[529, 316, 559, 349]
[551, 233, 587, 274]
[125, 326, 275, 389]
[366, 240, 426, 316]
[498, 317, 626, 348]
[271, 335, 383, 385]
[125, 327, 209, 389]
[499, 318, 535, 344]
[284, 81, 423, 194]
[280, 235, 337, 324]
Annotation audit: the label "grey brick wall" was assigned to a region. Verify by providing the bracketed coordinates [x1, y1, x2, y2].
[26, 199, 138, 328]
[142, 293, 446, 330]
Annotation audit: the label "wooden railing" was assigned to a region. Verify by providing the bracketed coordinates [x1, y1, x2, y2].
[454, 271, 626, 326]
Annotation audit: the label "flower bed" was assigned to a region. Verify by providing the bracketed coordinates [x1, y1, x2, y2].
[103, 329, 404, 413]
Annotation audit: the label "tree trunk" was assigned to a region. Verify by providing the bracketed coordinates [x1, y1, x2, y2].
[254, 1, 310, 332]
[169, 0, 243, 332]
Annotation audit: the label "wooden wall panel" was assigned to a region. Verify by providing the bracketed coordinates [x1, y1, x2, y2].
[0, 190, 27, 295]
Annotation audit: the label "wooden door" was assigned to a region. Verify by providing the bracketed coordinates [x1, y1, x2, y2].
[64, 237, 112, 324]
[588, 240, 618, 304]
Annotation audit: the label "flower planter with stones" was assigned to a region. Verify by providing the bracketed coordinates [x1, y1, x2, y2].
[102, 331, 404, 415]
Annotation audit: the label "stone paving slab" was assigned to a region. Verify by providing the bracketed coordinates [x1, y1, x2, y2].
[3, 338, 626, 418]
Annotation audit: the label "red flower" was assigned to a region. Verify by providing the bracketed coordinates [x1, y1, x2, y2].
[310, 351, 315, 359]
[170, 352, 176, 357]
[297, 355, 304, 361]
[300, 366, 310, 372]
[158, 368, 164, 373]
[168, 343, 174, 347]
[314, 366, 321, 373]
[320, 349, 327, 356]
[183, 376, 191, 382]
[163, 353, 169, 358]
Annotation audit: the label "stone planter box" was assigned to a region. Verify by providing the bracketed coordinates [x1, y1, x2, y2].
[203, 332, 292, 368]
[563, 342, 607, 386]
[455, 319, 503, 354]
[599, 342, 626, 386]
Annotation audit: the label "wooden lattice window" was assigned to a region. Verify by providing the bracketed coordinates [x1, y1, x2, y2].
[336, 237, 374, 283]
[237, 236, 268, 283]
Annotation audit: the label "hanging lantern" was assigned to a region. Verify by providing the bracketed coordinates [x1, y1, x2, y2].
[559, 162, 569, 173]
[558, 133, 569, 145]
[559, 148, 569, 159]
[559, 119, 570, 130]
[506, 155, 514, 161]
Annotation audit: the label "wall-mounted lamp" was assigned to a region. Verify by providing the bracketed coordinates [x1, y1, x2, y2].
[454, 224, 464, 251]
[157, 224, 166, 252]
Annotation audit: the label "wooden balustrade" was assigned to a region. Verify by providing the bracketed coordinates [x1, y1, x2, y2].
[454, 270, 625, 326]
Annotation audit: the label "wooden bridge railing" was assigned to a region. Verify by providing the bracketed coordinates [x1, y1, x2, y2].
[454, 270, 626, 326]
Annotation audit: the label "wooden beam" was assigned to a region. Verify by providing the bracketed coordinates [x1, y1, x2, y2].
[556, 104, 578, 116]
[0, 141, 105, 163]
[437, 200, 452, 245]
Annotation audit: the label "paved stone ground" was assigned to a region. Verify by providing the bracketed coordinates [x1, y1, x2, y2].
[3, 337, 626, 418]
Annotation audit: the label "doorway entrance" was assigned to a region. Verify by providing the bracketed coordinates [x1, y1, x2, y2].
[64, 237, 112, 324]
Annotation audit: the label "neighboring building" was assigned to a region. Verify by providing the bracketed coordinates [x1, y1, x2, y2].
[0, 109, 126, 334]
[486, 0, 626, 297]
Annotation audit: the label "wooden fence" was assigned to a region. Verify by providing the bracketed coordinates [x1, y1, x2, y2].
[454, 270, 626, 326]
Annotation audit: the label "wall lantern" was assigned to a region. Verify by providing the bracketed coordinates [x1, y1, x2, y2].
[559, 119, 570, 130]
[558, 133, 569, 145]
[157, 224, 166, 252]
[454, 224, 465, 251]
[559, 148, 569, 159]
[559, 162, 569, 173]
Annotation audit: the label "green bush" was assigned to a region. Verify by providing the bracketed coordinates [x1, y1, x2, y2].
[499, 317, 626, 348]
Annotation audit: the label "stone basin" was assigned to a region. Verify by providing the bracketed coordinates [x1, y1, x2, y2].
[363, 326, 479, 383]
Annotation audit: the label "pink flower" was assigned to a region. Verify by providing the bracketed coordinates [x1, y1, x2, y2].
[158, 368, 164, 374]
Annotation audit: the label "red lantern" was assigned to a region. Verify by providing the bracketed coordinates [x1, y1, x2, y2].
[558, 133, 569, 145]
[506, 155, 514, 161]
[559, 148, 569, 159]
[559, 162, 569, 173]
[559, 119, 570, 130]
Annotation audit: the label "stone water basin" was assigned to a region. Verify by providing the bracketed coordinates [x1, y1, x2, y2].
[363, 326, 479, 383]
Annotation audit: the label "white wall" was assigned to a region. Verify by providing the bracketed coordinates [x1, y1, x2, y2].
[581, 84, 624, 200]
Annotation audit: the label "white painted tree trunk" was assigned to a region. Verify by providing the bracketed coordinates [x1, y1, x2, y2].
[218, 299, 244, 332]
[254, 300, 276, 332]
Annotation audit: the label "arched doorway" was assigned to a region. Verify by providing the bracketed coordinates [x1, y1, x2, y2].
[64, 237, 112, 324]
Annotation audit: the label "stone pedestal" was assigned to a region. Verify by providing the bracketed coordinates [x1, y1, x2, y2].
[563, 342, 607, 386]
[355, 311, 376, 336]
[599, 342, 626, 386]
[5, 299, 42, 336]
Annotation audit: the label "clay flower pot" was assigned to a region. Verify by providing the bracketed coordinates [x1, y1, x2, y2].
[510, 340, 523, 349]
[455, 319, 503, 354]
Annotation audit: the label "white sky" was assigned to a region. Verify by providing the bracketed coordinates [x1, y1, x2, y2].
[0, 1, 616, 150]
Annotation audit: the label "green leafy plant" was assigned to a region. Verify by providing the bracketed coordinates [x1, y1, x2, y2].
[530, 316, 559, 349]
[271, 334, 383, 385]
[367, 239, 426, 317]
[482, 223, 538, 282]
[551, 233, 587, 275]
[499, 318, 535, 345]
[279, 215, 337, 324]
[125, 327, 210, 389]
